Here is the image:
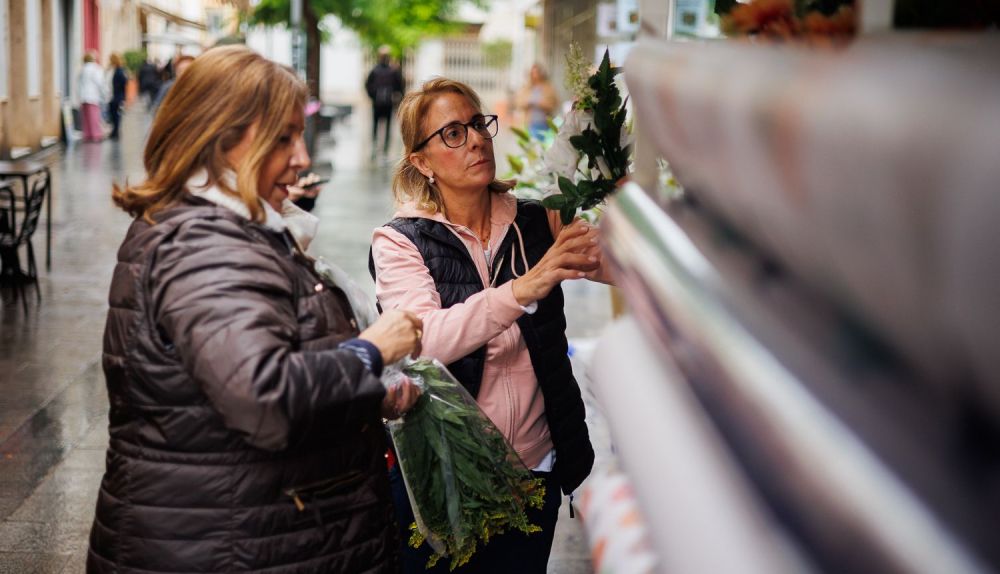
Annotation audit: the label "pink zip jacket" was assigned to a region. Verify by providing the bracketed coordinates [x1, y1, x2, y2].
[372, 192, 579, 469]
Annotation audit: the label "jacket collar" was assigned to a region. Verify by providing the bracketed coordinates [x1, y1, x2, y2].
[185, 169, 319, 249]
[392, 191, 517, 231]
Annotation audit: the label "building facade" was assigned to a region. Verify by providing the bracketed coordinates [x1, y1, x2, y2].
[1, 0, 67, 158]
[1, 0, 238, 159]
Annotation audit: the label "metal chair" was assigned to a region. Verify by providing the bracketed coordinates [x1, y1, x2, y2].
[0, 170, 48, 310]
[0, 181, 17, 280]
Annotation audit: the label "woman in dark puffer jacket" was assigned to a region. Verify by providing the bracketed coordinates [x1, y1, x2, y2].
[87, 46, 423, 573]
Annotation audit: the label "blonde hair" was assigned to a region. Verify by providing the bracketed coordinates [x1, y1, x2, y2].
[83, 52, 96, 64]
[393, 77, 512, 213]
[113, 46, 307, 222]
[109, 53, 123, 68]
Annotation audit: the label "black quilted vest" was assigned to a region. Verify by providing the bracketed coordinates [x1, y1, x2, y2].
[369, 199, 594, 493]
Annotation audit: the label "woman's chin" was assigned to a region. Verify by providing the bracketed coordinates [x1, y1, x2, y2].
[472, 169, 496, 188]
[263, 185, 289, 209]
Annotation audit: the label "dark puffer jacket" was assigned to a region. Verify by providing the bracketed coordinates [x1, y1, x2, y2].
[87, 197, 399, 573]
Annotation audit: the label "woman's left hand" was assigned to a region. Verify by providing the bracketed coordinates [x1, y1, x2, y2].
[381, 377, 421, 420]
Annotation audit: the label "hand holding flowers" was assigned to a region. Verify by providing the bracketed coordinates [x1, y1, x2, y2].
[511, 221, 601, 305]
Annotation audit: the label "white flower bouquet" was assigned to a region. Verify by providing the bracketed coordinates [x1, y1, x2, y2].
[540, 46, 632, 224]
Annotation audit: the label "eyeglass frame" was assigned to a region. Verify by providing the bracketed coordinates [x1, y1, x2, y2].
[412, 114, 499, 151]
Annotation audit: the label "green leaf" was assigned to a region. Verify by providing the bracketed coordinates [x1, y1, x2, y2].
[541, 194, 568, 210]
[594, 109, 612, 134]
[596, 49, 614, 89]
[560, 206, 576, 225]
[510, 126, 531, 143]
[570, 131, 603, 163]
[557, 176, 578, 199]
[507, 154, 524, 174]
[576, 179, 597, 198]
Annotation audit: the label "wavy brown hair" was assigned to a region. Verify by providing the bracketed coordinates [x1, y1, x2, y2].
[113, 46, 307, 222]
[393, 77, 513, 213]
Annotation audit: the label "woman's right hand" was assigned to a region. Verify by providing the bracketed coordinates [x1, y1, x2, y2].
[511, 221, 601, 306]
[359, 309, 423, 365]
[381, 377, 420, 420]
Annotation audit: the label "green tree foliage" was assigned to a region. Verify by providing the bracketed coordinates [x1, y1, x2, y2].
[251, 0, 473, 97]
[481, 40, 512, 68]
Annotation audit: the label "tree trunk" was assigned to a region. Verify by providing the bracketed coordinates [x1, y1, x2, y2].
[304, 2, 321, 100]
[301, 1, 322, 158]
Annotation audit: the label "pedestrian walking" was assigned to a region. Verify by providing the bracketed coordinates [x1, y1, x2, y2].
[87, 45, 423, 573]
[78, 52, 106, 142]
[106, 53, 128, 140]
[365, 45, 404, 160]
[151, 54, 194, 113]
[138, 59, 161, 110]
[370, 77, 613, 573]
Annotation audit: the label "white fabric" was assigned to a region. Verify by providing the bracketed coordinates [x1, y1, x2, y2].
[532, 448, 555, 472]
[184, 169, 320, 250]
[281, 201, 320, 250]
[78, 62, 107, 105]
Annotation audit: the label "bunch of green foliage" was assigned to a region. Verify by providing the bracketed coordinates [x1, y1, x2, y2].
[542, 49, 631, 225]
[391, 359, 545, 570]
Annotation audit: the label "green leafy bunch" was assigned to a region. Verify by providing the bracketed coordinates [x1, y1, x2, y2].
[391, 359, 546, 570]
[542, 49, 631, 225]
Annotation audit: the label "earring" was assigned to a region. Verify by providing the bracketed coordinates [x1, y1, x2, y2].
[428, 175, 435, 184]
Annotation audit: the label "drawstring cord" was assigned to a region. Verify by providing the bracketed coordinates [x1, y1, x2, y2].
[488, 221, 531, 287]
[509, 221, 530, 278]
[490, 222, 529, 287]
[489, 252, 505, 288]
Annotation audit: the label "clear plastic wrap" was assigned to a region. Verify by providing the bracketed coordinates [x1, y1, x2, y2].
[311, 259, 544, 568]
[312, 257, 378, 330]
[384, 359, 546, 570]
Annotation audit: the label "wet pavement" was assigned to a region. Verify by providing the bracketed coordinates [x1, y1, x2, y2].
[0, 105, 608, 572]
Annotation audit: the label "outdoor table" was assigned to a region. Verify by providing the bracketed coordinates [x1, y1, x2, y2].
[0, 160, 52, 271]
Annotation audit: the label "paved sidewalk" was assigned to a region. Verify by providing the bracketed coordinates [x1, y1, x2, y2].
[0, 106, 607, 573]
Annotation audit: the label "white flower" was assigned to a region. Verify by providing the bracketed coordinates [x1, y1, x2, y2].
[562, 109, 595, 137]
[543, 109, 594, 179]
[543, 132, 581, 179]
[595, 156, 612, 180]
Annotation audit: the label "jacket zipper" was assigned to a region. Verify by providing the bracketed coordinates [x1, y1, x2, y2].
[505, 328, 516, 446]
[283, 470, 365, 512]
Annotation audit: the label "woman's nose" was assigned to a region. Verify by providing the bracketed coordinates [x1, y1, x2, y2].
[292, 136, 311, 170]
[467, 127, 484, 150]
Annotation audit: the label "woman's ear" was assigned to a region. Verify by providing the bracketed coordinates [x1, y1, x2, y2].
[409, 152, 433, 179]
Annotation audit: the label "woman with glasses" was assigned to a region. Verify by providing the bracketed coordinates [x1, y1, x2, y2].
[370, 78, 612, 573]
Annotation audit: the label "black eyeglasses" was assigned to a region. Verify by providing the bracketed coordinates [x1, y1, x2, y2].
[414, 115, 499, 151]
